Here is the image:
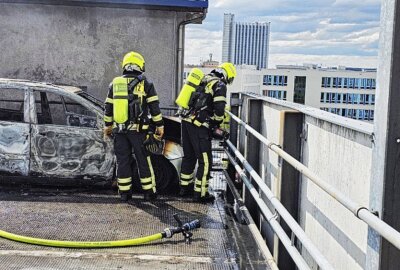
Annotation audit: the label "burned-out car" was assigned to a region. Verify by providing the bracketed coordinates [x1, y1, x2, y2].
[0, 78, 182, 192]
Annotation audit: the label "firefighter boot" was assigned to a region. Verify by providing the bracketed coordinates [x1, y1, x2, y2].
[144, 190, 157, 201]
[179, 183, 194, 197]
[120, 191, 132, 202]
[193, 192, 215, 203]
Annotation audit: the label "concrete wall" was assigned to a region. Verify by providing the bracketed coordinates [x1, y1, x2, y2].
[300, 116, 373, 269]
[0, 3, 193, 105]
[238, 94, 374, 269]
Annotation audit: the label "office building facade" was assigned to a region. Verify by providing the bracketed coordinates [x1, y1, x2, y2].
[261, 65, 377, 121]
[222, 13, 270, 70]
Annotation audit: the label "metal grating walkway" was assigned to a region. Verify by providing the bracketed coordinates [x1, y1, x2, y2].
[0, 187, 269, 269]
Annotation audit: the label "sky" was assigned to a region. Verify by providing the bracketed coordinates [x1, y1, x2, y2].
[184, 0, 381, 68]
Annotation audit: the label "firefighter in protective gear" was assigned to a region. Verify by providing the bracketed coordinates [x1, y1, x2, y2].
[179, 62, 236, 203]
[103, 51, 164, 202]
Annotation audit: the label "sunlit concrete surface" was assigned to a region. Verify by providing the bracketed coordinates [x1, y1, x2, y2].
[0, 187, 269, 269]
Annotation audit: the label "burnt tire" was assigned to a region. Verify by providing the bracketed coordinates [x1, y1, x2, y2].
[131, 155, 179, 194]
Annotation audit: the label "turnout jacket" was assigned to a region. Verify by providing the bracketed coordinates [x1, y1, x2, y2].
[184, 73, 227, 128]
[104, 71, 163, 129]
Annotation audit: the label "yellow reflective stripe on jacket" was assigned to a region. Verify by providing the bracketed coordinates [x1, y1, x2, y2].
[152, 113, 162, 122]
[126, 124, 149, 131]
[133, 81, 146, 105]
[105, 97, 114, 104]
[193, 120, 202, 127]
[205, 78, 218, 95]
[104, 115, 113, 122]
[213, 114, 224, 121]
[213, 96, 226, 102]
[146, 96, 159, 103]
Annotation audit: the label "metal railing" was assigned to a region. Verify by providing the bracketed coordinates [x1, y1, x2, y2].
[225, 108, 400, 268]
[225, 140, 333, 270]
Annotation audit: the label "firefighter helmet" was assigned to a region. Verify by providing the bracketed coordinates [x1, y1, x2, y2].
[218, 62, 236, 84]
[122, 51, 145, 72]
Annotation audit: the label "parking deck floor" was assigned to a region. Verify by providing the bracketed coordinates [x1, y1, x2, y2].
[0, 187, 270, 269]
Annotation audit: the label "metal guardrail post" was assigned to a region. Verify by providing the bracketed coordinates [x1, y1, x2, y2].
[229, 92, 241, 149]
[278, 111, 303, 270]
[245, 99, 263, 225]
[368, 0, 400, 268]
[225, 92, 242, 206]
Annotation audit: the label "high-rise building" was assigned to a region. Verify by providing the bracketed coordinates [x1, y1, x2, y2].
[222, 13, 270, 70]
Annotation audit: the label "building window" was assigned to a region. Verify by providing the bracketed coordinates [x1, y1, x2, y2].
[366, 79, 372, 89]
[349, 78, 354, 89]
[337, 78, 342, 88]
[326, 92, 332, 103]
[266, 90, 287, 100]
[354, 78, 360, 89]
[372, 79, 376, 89]
[361, 78, 366, 89]
[294, 76, 306, 104]
[320, 93, 325, 103]
[264, 75, 288, 86]
[365, 110, 370, 120]
[343, 78, 348, 88]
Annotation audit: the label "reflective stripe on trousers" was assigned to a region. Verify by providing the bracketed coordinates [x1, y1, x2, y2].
[118, 177, 132, 191]
[179, 121, 212, 197]
[114, 131, 156, 193]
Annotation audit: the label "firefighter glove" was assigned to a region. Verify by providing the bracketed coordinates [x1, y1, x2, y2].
[155, 126, 164, 139]
[103, 126, 113, 140]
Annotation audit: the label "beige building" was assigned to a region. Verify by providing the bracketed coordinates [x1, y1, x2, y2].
[261, 65, 376, 121]
[184, 64, 376, 121]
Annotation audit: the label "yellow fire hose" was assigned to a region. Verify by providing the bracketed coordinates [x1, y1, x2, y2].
[0, 214, 200, 248]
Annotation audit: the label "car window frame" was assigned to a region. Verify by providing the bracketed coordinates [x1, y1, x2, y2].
[0, 86, 29, 124]
[30, 88, 102, 130]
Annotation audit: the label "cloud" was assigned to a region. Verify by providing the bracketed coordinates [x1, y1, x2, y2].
[185, 0, 381, 67]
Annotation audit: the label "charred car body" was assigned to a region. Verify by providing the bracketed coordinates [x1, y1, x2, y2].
[0, 79, 182, 192]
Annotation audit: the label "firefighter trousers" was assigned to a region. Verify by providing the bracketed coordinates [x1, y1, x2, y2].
[114, 131, 156, 194]
[180, 120, 212, 197]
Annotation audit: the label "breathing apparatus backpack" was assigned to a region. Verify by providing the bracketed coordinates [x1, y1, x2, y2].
[112, 76, 144, 132]
[175, 68, 204, 109]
